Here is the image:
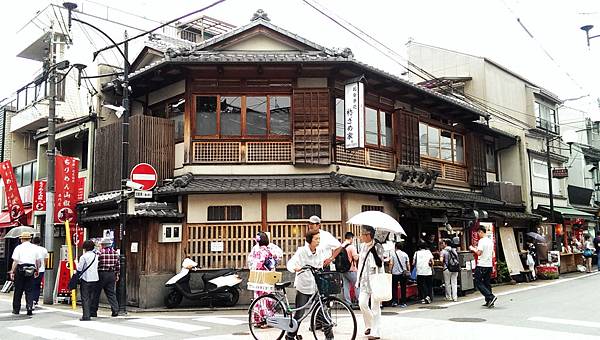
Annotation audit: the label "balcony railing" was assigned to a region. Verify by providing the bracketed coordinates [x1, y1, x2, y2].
[334, 145, 395, 171]
[192, 141, 293, 164]
[420, 157, 467, 182]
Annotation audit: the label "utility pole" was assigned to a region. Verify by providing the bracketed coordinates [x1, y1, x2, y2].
[43, 29, 56, 305]
[545, 127, 556, 250]
[118, 31, 130, 314]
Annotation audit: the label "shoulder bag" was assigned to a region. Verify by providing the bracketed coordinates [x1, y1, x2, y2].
[68, 255, 96, 290]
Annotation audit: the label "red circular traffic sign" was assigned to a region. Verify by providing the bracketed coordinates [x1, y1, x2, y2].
[130, 163, 158, 190]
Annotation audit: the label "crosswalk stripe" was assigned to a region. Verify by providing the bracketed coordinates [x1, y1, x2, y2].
[0, 309, 54, 317]
[184, 336, 247, 340]
[193, 316, 246, 326]
[8, 326, 83, 340]
[62, 320, 162, 338]
[129, 318, 210, 332]
[528, 316, 600, 329]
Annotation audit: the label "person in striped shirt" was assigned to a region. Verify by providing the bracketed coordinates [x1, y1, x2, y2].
[92, 238, 120, 317]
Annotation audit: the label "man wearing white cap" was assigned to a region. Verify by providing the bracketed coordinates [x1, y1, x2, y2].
[9, 232, 41, 315]
[307, 215, 342, 267]
[92, 238, 120, 317]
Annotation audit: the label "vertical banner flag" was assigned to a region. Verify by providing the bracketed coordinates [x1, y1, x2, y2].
[76, 177, 85, 202]
[54, 155, 80, 223]
[0, 160, 25, 222]
[344, 79, 365, 149]
[33, 180, 47, 212]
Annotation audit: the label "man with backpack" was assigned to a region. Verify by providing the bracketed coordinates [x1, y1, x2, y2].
[440, 238, 460, 302]
[336, 231, 359, 306]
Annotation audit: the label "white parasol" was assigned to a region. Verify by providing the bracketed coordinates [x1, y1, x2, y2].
[347, 211, 406, 235]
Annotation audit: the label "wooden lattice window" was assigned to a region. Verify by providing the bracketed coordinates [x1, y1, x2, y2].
[361, 205, 384, 212]
[286, 204, 321, 220]
[207, 206, 242, 221]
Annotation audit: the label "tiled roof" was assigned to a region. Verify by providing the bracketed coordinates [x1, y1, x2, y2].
[397, 198, 464, 210]
[489, 211, 542, 221]
[395, 187, 511, 207]
[79, 202, 182, 223]
[78, 191, 122, 206]
[145, 33, 197, 53]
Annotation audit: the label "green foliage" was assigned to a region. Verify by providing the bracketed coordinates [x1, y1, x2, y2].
[495, 261, 512, 283]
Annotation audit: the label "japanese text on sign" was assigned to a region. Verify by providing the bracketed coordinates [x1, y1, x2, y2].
[54, 155, 80, 223]
[344, 81, 364, 149]
[0, 160, 25, 222]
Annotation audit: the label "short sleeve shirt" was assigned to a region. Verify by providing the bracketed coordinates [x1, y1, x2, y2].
[477, 237, 494, 267]
[391, 250, 409, 275]
[37, 246, 49, 272]
[415, 249, 434, 276]
[316, 230, 341, 252]
[12, 242, 40, 265]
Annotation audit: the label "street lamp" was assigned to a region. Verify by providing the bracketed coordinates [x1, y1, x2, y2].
[63, 1, 130, 315]
[580, 25, 600, 48]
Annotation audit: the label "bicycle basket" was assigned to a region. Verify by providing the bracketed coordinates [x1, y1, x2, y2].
[315, 271, 342, 296]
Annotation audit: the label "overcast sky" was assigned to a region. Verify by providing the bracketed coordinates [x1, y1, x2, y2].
[2, 0, 599, 118]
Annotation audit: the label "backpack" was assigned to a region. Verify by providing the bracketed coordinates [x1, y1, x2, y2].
[447, 249, 461, 273]
[334, 244, 352, 273]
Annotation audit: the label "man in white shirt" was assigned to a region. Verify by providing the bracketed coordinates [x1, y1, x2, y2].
[9, 232, 41, 315]
[469, 225, 497, 308]
[307, 215, 342, 268]
[31, 236, 48, 307]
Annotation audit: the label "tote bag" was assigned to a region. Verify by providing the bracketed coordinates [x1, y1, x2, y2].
[371, 266, 392, 301]
[410, 253, 418, 281]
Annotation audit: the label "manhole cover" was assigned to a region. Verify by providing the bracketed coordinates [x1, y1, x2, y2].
[0, 315, 31, 321]
[232, 332, 250, 336]
[449, 317, 486, 323]
[418, 306, 448, 310]
[381, 311, 398, 316]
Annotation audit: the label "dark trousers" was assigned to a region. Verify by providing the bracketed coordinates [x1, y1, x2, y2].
[474, 266, 495, 302]
[93, 271, 119, 315]
[13, 267, 34, 313]
[417, 275, 433, 301]
[392, 274, 407, 304]
[80, 280, 97, 320]
[32, 272, 44, 304]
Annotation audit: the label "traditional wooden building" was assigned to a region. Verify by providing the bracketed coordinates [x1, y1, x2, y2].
[82, 11, 531, 307]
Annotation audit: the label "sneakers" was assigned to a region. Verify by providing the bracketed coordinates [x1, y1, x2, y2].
[26, 309, 33, 316]
[425, 296, 432, 304]
[487, 296, 497, 308]
[399, 304, 407, 308]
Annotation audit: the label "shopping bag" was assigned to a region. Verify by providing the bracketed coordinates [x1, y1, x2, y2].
[410, 267, 417, 281]
[371, 267, 392, 301]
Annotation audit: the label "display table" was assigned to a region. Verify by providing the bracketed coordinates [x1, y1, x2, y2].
[559, 253, 584, 274]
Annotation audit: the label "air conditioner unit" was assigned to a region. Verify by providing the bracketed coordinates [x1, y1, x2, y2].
[158, 224, 182, 243]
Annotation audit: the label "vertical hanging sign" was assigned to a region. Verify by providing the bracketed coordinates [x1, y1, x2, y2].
[54, 155, 80, 223]
[344, 77, 365, 149]
[33, 180, 47, 212]
[0, 160, 25, 222]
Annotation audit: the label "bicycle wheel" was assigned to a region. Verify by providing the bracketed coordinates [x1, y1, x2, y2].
[248, 293, 288, 340]
[310, 296, 357, 340]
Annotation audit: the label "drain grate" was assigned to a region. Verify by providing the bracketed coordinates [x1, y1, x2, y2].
[381, 311, 398, 316]
[418, 305, 448, 310]
[449, 317, 486, 323]
[232, 332, 250, 336]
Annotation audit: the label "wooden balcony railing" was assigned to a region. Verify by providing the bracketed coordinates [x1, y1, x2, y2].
[420, 157, 467, 182]
[335, 145, 395, 171]
[192, 141, 293, 164]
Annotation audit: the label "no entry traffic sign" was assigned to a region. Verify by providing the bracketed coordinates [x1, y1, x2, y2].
[130, 163, 158, 191]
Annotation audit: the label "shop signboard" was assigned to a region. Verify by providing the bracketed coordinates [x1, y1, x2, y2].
[0, 160, 25, 222]
[54, 155, 80, 223]
[344, 79, 365, 149]
[552, 168, 568, 179]
[33, 180, 47, 212]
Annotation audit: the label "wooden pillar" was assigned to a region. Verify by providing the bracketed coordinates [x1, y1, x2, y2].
[261, 192, 267, 232]
[183, 76, 192, 164]
[341, 192, 348, 231]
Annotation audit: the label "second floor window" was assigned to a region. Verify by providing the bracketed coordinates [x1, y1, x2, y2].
[13, 161, 37, 187]
[361, 205, 384, 212]
[195, 95, 291, 138]
[207, 205, 242, 221]
[419, 122, 464, 164]
[335, 99, 393, 148]
[535, 101, 558, 134]
[287, 204, 321, 220]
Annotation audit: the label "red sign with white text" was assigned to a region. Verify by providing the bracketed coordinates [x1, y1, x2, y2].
[0, 160, 25, 222]
[77, 177, 85, 202]
[130, 163, 158, 190]
[33, 180, 47, 212]
[54, 155, 80, 223]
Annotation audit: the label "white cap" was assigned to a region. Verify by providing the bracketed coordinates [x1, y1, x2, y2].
[309, 215, 321, 224]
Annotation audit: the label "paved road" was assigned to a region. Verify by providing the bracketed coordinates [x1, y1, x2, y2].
[0, 271, 598, 340]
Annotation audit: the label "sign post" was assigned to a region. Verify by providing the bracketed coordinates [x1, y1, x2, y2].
[65, 220, 77, 310]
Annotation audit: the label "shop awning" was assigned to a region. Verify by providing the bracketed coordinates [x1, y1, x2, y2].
[536, 205, 596, 221]
[0, 208, 34, 228]
[489, 211, 542, 221]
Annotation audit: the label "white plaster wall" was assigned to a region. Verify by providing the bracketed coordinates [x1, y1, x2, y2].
[297, 78, 327, 88]
[223, 35, 298, 51]
[174, 142, 184, 169]
[187, 193, 261, 223]
[345, 193, 396, 219]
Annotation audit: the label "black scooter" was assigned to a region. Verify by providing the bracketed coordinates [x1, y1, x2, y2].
[164, 258, 242, 308]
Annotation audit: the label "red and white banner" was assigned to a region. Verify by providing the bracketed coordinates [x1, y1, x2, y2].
[33, 180, 47, 212]
[0, 160, 25, 222]
[76, 177, 85, 202]
[54, 155, 80, 223]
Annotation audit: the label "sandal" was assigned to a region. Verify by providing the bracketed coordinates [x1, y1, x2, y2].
[365, 328, 371, 335]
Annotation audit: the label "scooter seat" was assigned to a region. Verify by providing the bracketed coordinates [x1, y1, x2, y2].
[275, 281, 291, 289]
[202, 269, 234, 282]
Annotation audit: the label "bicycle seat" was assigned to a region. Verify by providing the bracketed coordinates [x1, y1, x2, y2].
[275, 281, 291, 289]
